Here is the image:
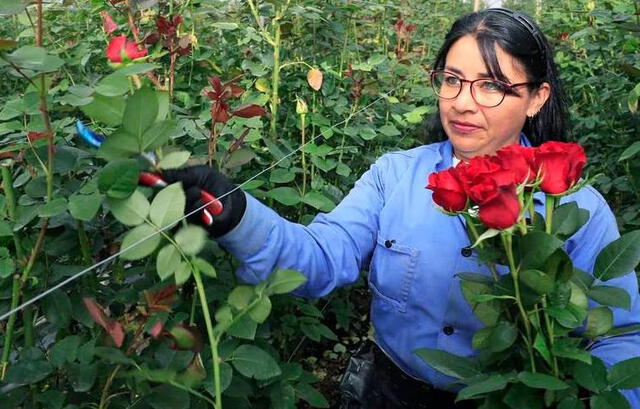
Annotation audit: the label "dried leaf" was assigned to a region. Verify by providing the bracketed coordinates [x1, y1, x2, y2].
[307, 68, 323, 91]
[100, 11, 118, 35]
[82, 298, 124, 347]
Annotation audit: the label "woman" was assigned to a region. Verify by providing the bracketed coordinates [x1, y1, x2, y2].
[164, 8, 640, 409]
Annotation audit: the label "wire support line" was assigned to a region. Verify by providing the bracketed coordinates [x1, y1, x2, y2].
[0, 76, 415, 323]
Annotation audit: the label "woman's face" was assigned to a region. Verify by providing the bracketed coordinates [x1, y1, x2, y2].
[438, 35, 550, 161]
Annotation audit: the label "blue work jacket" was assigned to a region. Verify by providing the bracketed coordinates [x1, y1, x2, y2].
[218, 137, 640, 406]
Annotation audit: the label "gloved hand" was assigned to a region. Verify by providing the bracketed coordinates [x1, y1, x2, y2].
[161, 166, 247, 237]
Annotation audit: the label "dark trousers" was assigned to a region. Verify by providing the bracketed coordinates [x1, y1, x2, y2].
[338, 341, 476, 409]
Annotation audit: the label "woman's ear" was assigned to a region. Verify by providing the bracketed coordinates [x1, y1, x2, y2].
[527, 82, 551, 116]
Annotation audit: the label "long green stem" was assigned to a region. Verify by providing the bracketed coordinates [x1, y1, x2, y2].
[77, 220, 91, 265]
[269, 22, 281, 140]
[545, 194, 555, 234]
[1, 275, 21, 379]
[300, 114, 307, 195]
[463, 213, 499, 282]
[192, 270, 221, 409]
[502, 232, 536, 372]
[541, 297, 559, 376]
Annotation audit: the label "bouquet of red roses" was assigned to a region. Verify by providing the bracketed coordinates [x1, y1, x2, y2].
[417, 141, 640, 409]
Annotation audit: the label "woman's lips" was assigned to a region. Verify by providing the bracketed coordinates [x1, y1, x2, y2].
[450, 120, 481, 133]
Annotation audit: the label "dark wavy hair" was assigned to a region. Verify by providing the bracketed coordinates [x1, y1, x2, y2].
[427, 8, 568, 146]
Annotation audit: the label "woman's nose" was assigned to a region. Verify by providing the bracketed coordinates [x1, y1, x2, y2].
[452, 82, 478, 112]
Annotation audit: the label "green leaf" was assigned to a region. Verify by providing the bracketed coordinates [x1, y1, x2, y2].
[42, 291, 72, 329]
[120, 224, 162, 260]
[594, 231, 640, 281]
[174, 225, 206, 255]
[68, 193, 103, 221]
[0, 247, 15, 278]
[533, 332, 552, 366]
[157, 151, 191, 170]
[456, 374, 509, 401]
[94, 73, 130, 97]
[590, 391, 631, 409]
[460, 281, 500, 326]
[38, 198, 67, 217]
[296, 383, 330, 408]
[147, 384, 190, 409]
[520, 269, 554, 295]
[223, 148, 256, 169]
[267, 269, 307, 295]
[123, 86, 158, 149]
[228, 286, 254, 310]
[573, 357, 608, 393]
[81, 94, 125, 127]
[193, 257, 216, 278]
[117, 63, 160, 76]
[302, 191, 335, 212]
[94, 347, 136, 365]
[68, 362, 97, 392]
[248, 296, 272, 323]
[552, 338, 592, 364]
[414, 348, 478, 379]
[270, 168, 296, 184]
[156, 244, 181, 280]
[584, 307, 613, 338]
[4, 360, 53, 384]
[518, 371, 569, 390]
[608, 357, 640, 389]
[379, 124, 401, 137]
[96, 128, 139, 160]
[403, 106, 431, 124]
[227, 314, 257, 340]
[97, 159, 139, 199]
[230, 344, 281, 380]
[518, 232, 565, 270]
[174, 261, 192, 285]
[5, 46, 64, 73]
[619, 141, 640, 162]
[108, 190, 150, 226]
[268, 187, 301, 206]
[558, 397, 586, 409]
[150, 183, 185, 228]
[487, 321, 518, 352]
[588, 285, 631, 310]
[49, 335, 81, 368]
[552, 202, 589, 240]
[142, 119, 177, 151]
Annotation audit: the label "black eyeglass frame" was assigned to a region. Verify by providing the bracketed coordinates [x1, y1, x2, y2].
[429, 70, 540, 108]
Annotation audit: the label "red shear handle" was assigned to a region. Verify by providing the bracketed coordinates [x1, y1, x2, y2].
[139, 172, 221, 226]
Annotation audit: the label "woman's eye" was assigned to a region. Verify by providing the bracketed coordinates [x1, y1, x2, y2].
[480, 80, 505, 92]
[444, 75, 460, 86]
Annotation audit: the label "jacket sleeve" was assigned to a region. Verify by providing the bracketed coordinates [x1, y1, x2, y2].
[566, 187, 640, 408]
[215, 156, 389, 298]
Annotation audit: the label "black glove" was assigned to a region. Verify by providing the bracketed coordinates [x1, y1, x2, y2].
[161, 165, 247, 237]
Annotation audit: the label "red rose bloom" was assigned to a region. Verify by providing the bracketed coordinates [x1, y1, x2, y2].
[426, 168, 468, 212]
[455, 156, 520, 229]
[496, 144, 537, 185]
[535, 141, 586, 194]
[106, 35, 147, 63]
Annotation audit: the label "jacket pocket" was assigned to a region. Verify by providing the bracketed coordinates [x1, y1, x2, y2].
[368, 232, 419, 313]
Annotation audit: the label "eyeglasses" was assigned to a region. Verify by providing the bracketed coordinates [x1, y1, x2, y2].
[430, 70, 538, 108]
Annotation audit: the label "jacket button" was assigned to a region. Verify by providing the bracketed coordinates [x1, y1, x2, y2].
[461, 246, 472, 257]
[443, 325, 454, 336]
[384, 240, 393, 248]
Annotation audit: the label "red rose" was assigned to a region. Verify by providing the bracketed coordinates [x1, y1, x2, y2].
[106, 35, 147, 63]
[455, 156, 520, 229]
[478, 183, 520, 229]
[426, 168, 468, 212]
[535, 141, 586, 194]
[496, 144, 537, 185]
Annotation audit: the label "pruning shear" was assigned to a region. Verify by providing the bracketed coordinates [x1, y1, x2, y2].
[76, 121, 223, 225]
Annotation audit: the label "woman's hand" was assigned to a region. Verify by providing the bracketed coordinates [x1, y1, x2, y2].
[162, 166, 247, 237]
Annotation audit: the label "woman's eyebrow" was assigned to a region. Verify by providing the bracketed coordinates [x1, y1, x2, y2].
[444, 66, 492, 78]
